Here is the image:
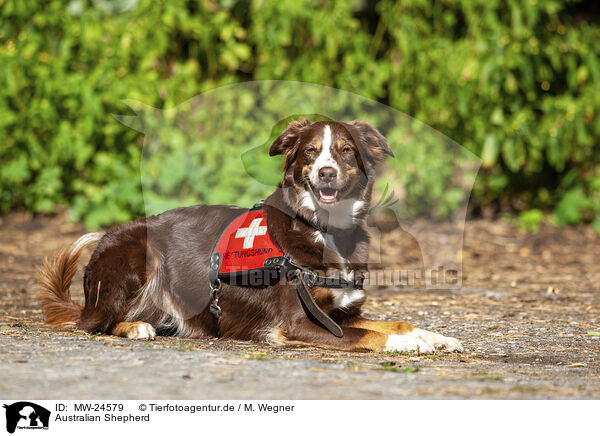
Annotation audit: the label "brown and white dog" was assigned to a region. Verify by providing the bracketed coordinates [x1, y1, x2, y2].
[39, 119, 462, 353]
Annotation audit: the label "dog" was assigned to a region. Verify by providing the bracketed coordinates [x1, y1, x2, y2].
[39, 119, 462, 353]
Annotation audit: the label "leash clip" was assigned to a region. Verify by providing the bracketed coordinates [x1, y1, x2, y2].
[301, 269, 317, 288]
[209, 278, 222, 319]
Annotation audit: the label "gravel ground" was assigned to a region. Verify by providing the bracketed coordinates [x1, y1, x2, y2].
[1, 211, 599, 399]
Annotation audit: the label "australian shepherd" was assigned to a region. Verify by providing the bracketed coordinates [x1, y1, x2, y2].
[39, 119, 462, 353]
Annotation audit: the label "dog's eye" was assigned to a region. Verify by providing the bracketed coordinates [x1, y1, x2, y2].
[306, 147, 316, 153]
[342, 146, 353, 153]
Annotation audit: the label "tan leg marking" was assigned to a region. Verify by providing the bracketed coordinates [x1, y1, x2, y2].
[353, 330, 389, 352]
[344, 318, 415, 335]
[345, 319, 463, 353]
[112, 321, 156, 340]
[269, 319, 462, 354]
[279, 331, 389, 352]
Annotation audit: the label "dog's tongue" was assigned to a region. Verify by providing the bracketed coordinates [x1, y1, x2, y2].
[319, 188, 337, 203]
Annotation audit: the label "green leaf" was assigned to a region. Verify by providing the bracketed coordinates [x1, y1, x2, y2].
[481, 134, 499, 168]
[516, 209, 545, 232]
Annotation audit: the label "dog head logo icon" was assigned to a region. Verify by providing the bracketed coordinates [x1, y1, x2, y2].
[3, 402, 50, 433]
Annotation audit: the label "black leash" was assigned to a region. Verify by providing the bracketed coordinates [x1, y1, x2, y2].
[295, 270, 344, 338]
[264, 256, 364, 338]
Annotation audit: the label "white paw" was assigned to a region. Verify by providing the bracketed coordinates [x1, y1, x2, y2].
[126, 322, 156, 340]
[385, 328, 463, 354]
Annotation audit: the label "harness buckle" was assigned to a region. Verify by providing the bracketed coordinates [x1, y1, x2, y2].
[301, 269, 317, 288]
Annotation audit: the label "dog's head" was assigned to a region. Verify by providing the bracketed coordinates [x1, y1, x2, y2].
[269, 119, 394, 229]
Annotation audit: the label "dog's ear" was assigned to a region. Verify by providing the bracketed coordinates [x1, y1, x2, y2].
[346, 120, 394, 161]
[269, 118, 312, 157]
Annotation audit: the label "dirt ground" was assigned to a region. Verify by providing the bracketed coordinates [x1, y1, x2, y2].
[1, 211, 599, 399]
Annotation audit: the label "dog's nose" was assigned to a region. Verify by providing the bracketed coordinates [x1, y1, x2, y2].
[318, 167, 337, 182]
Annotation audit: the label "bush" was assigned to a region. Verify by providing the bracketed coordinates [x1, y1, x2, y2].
[377, 0, 600, 226]
[0, 0, 598, 228]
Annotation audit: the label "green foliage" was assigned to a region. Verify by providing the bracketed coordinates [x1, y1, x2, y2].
[0, 0, 599, 228]
[377, 0, 600, 227]
[552, 187, 596, 226]
[515, 209, 545, 232]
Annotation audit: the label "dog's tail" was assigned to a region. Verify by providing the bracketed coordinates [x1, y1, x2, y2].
[38, 232, 103, 329]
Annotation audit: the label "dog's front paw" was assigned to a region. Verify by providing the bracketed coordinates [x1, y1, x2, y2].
[113, 321, 156, 340]
[385, 328, 463, 354]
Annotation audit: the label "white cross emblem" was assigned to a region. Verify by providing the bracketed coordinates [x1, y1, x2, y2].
[235, 218, 268, 249]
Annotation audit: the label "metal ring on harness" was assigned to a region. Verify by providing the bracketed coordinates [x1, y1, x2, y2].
[209, 278, 222, 319]
[301, 269, 317, 288]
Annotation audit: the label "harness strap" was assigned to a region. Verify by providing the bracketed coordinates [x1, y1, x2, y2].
[263, 256, 365, 289]
[295, 270, 344, 338]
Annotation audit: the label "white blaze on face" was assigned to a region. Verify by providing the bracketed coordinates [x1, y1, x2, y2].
[310, 124, 339, 186]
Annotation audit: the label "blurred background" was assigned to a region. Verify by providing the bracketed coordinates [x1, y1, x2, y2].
[1, 0, 599, 230]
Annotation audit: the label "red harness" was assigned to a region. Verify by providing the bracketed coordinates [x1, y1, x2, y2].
[210, 206, 283, 285]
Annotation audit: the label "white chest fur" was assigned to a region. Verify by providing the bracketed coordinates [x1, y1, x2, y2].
[331, 288, 365, 310]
